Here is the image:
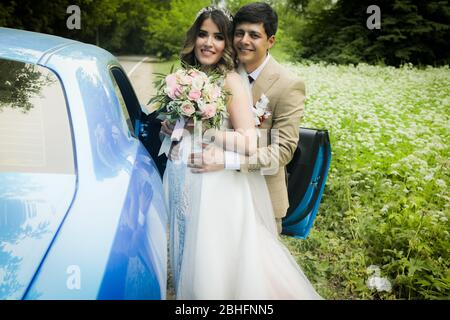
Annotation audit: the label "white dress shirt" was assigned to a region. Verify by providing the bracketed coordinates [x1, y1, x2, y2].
[248, 53, 271, 88]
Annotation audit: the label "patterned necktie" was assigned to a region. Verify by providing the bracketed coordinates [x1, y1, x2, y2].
[248, 75, 254, 84]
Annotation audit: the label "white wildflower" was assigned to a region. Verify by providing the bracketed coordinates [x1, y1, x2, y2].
[436, 179, 447, 188]
[366, 265, 380, 275]
[366, 265, 392, 293]
[366, 276, 392, 293]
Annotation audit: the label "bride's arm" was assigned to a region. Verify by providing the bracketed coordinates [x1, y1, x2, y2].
[210, 71, 257, 156]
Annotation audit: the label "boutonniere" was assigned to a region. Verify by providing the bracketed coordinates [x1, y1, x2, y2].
[252, 94, 271, 126]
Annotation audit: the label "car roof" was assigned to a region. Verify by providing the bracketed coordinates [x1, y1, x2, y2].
[0, 27, 80, 64]
[0, 27, 116, 68]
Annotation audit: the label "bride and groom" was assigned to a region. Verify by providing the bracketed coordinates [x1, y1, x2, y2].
[160, 2, 322, 299]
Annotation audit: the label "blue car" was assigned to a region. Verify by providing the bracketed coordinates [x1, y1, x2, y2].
[0, 27, 167, 299]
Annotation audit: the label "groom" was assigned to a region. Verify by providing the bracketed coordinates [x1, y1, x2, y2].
[190, 2, 306, 234]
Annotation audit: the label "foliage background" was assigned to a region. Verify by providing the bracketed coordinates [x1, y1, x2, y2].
[2, 0, 448, 65]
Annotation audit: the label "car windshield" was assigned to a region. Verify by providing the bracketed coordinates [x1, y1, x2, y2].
[0, 59, 74, 174]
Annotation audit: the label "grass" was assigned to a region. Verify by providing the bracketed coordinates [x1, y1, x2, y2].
[151, 59, 181, 77]
[279, 62, 450, 300]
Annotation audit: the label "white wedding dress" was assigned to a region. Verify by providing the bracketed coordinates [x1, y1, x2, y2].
[162, 73, 322, 300]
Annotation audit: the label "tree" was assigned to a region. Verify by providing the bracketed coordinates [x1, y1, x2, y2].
[144, 0, 210, 59]
[287, 0, 450, 66]
[0, 0, 70, 34]
[0, 60, 54, 113]
[0, 0, 151, 54]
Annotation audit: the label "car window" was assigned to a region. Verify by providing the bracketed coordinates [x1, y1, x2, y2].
[0, 58, 75, 174]
[109, 73, 133, 137]
[109, 67, 141, 137]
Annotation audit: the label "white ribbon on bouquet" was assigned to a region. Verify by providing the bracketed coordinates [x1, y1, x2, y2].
[158, 117, 185, 157]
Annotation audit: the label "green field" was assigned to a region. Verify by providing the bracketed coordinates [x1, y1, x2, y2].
[280, 62, 450, 300]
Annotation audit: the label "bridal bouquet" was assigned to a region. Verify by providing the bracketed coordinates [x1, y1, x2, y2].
[147, 67, 229, 157]
[147, 67, 229, 130]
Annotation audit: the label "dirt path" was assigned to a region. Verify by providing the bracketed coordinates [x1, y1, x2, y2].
[117, 55, 175, 300]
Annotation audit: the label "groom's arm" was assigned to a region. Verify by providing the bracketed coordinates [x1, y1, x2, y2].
[239, 78, 305, 174]
[190, 78, 305, 174]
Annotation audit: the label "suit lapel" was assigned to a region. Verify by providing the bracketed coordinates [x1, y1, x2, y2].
[252, 57, 280, 105]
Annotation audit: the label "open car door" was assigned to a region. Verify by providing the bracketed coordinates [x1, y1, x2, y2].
[282, 128, 332, 239]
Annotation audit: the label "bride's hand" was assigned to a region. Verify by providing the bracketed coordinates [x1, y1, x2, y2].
[183, 118, 195, 134]
[189, 144, 225, 173]
[185, 118, 195, 128]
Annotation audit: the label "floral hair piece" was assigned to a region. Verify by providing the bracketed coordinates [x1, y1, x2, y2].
[196, 6, 233, 22]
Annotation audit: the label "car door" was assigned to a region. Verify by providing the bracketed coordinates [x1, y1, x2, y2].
[282, 128, 332, 239]
[0, 58, 77, 299]
[94, 67, 167, 299]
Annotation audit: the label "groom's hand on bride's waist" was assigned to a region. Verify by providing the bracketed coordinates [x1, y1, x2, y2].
[161, 119, 195, 137]
[189, 144, 225, 173]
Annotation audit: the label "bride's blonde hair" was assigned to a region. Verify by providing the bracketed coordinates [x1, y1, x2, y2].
[181, 7, 236, 74]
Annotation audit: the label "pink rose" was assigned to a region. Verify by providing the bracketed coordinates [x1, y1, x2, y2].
[165, 73, 177, 87]
[189, 70, 200, 78]
[165, 73, 183, 99]
[188, 89, 202, 101]
[168, 84, 183, 100]
[179, 74, 193, 85]
[181, 102, 195, 116]
[201, 103, 217, 119]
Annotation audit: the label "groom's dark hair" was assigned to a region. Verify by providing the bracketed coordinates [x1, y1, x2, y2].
[234, 2, 278, 38]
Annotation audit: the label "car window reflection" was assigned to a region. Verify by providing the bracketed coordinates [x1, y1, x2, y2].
[0, 59, 75, 174]
[0, 59, 54, 113]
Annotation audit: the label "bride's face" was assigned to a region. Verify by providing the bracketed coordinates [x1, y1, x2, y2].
[194, 18, 225, 67]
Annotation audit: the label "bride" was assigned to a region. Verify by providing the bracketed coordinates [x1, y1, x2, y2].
[162, 6, 322, 300]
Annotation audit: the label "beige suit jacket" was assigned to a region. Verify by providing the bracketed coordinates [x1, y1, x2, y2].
[239, 56, 305, 219]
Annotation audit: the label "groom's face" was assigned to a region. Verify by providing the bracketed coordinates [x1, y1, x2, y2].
[233, 22, 275, 73]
